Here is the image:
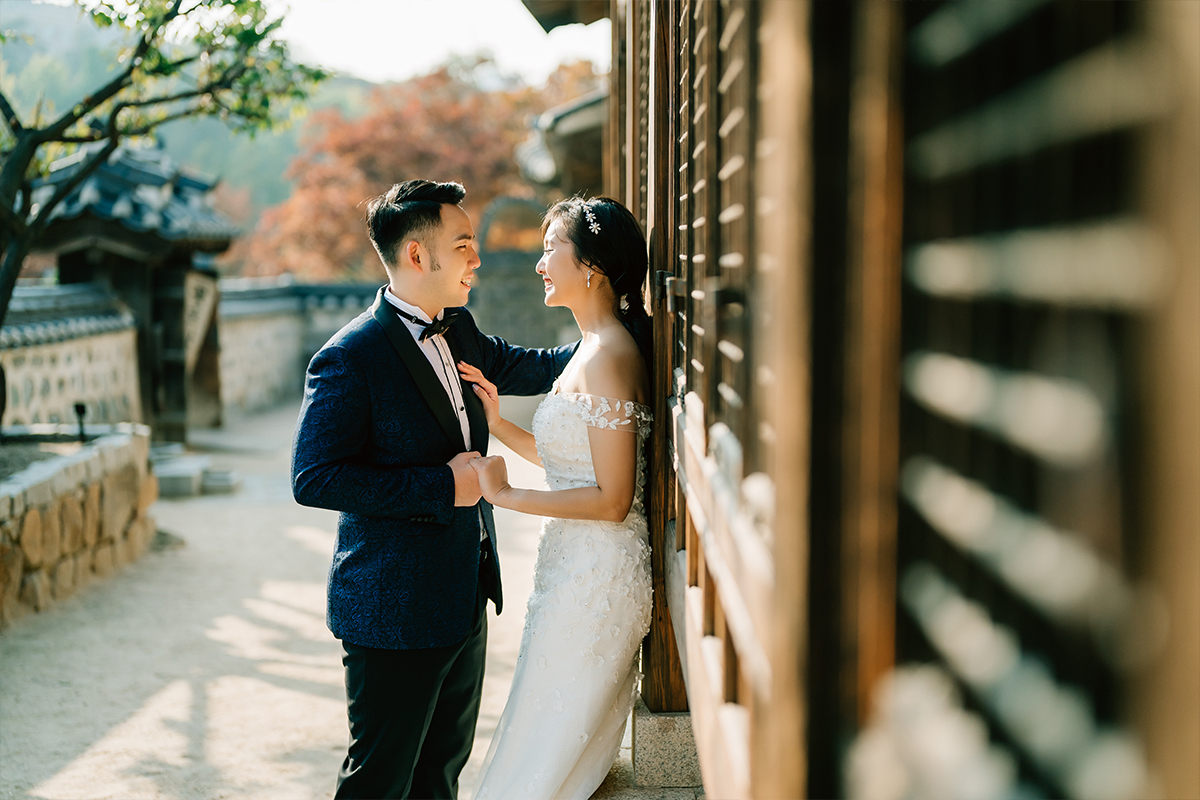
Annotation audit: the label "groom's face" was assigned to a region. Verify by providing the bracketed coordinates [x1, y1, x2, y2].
[422, 204, 480, 309]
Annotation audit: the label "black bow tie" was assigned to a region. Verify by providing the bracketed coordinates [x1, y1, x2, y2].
[395, 307, 460, 341]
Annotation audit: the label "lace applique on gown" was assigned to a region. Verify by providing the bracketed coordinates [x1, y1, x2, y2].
[472, 385, 653, 800]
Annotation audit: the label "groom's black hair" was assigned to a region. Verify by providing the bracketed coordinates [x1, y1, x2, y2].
[366, 179, 466, 270]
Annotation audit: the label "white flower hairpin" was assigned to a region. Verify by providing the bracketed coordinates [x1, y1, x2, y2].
[583, 205, 601, 234]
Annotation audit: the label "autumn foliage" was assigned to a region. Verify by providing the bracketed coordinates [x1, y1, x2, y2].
[227, 60, 603, 281]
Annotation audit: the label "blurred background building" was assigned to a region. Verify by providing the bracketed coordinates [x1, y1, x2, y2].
[517, 0, 1200, 798]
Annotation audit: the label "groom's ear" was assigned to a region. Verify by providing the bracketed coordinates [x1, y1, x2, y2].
[401, 239, 425, 273]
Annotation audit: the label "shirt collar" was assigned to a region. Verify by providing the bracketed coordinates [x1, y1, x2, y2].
[384, 287, 443, 325]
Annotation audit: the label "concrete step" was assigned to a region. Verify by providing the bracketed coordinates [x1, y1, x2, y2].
[591, 748, 704, 799]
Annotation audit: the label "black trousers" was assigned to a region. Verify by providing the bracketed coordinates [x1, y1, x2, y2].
[335, 556, 494, 800]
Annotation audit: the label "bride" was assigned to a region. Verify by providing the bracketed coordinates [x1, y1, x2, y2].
[458, 197, 654, 799]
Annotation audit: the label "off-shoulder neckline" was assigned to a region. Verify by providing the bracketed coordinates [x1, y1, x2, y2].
[549, 381, 652, 414]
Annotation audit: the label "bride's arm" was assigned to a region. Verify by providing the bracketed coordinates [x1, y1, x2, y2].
[472, 426, 637, 523]
[471, 344, 644, 522]
[459, 361, 541, 466]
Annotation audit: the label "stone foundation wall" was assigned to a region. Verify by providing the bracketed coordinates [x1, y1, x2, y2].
[0, 424, 157, 628]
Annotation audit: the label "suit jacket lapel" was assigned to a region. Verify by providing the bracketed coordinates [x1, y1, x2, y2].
[370, 289, 462, 448]
[446, 328, 489, 455]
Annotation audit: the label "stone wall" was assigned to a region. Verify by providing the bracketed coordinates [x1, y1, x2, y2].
[217, 279, 377, 415]
[1, 284, 141, 427]
[466, 249, 579, 349]
[0, 273, 569, 430]
[0, 424, 157, 628]
[217, 313, 306, 414]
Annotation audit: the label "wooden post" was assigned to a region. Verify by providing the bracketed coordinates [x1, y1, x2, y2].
[642, 0, 689, 714]
[841, 0, 904, 728]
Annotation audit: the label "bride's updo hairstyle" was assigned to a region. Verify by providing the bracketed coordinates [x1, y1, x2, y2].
[543, 196, 652, 367]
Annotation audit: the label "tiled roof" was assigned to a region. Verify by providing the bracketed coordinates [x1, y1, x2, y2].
[0, 283, 135, 349]
[32, 143, 237, 248]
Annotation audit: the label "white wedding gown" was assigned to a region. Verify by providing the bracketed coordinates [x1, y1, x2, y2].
[473, 385, 654, 799]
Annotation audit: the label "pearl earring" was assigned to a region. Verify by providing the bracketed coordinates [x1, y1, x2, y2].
[587, 270, 592, 288]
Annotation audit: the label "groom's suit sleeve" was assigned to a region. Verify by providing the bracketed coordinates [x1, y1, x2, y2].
[291, 344, 455, 524]
[470, 318, 579, 395]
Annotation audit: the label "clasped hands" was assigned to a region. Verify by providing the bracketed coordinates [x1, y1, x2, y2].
[447, 450, 510, 506]
[447, 362, 508, 506]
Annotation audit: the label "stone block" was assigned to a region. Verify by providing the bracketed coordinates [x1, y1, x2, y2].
[93, 544, 115, 578]
[64, 457, 87, 489]
[138, 472, 159, 514]
[153, 456, 210, 498]
[112, 536, 129, 568]
[41, 502, 62, 565]
[22, 471, 56, 509]
[19, 507, 43, 568]
[125, 515, 153, 561]
[20, 570, 51, 611]
[53, 558, 75, 599]
[84, 452, 104, 484]
[0, 483, 15, 523]
[2, 479, 25, 521]
[0, 540, 24, 623]
[74, 550, 93, 591]
[101, 464, 139, 541]
[60, 494, 85, 555]
[83, 482, 101, 547]
[52, 464, 75, 498]
[130, 433, 150, 478]
[201, 469, 241, 494]
[632, 696, 702, 788]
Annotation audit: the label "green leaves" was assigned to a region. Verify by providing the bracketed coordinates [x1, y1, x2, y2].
[0, 0, 329, 294]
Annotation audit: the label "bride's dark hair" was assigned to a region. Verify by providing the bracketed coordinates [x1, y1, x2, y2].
[542, 196, 652, 368]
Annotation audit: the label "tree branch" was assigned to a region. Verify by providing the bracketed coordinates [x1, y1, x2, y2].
[0, 89, 23, 135]
[117, 104, 208, 137]
[0, 193, 24, 237]
[40, 0, 187, 141]
[25, 139, 119, 242]
[119, 85, 210, 110]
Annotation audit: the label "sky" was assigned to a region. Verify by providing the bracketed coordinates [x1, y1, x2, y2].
[23, 0, 611, 85]
[262, 0, 611, 84]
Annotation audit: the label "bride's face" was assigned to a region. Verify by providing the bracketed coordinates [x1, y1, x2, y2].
[537, 218, 588, 308]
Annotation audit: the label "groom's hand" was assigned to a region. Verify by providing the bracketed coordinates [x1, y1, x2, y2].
[449, 451, 483, 506]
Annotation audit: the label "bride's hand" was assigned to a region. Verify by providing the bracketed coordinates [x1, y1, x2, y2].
[469, 455, 510, 503]
[457, 361, 501, 429]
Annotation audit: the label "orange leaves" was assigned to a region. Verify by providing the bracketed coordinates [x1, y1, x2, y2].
[226, 60, 604, 281]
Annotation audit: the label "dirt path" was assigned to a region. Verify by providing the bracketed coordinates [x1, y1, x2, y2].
[0, 402, 547, 800]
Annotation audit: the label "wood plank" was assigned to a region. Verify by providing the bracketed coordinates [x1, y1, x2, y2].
[670, 399, 774, 693]
[1130, 4, 1200, 796]
[684, 583, 752, 799]
[841, 0, 903, 728]
[749, 2, 812, 797]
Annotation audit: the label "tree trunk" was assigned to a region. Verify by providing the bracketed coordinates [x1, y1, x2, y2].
[0, 233, 30, 332]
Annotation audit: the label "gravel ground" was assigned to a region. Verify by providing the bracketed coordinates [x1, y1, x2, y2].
[0, 401, 550, 800]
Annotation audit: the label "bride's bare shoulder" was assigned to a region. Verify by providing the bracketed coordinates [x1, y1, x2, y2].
[576, 329, 647, 404]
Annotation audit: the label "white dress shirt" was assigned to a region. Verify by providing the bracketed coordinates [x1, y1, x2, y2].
[384, 289, 487, 541]
[384, 289, 472, 450]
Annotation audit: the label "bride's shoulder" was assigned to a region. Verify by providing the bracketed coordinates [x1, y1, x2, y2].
[575, 331, 648, 405]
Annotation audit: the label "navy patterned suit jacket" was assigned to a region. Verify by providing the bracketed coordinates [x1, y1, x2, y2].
[292, 287, 575, 650]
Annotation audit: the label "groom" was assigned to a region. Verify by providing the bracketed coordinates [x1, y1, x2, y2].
[292, 179, 574, 799]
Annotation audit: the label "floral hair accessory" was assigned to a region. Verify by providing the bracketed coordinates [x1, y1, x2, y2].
[583, 204, 601, 234]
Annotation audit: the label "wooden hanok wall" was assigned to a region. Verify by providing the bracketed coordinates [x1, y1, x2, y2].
[608, 1, 1198, 799]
